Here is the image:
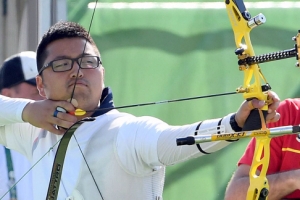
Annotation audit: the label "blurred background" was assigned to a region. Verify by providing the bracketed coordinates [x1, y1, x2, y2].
[1, 0, 299, 199]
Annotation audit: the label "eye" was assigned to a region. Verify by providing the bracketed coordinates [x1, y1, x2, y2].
[80, 57, 98, 67]
[53, 59, 71, 69]
[82, 57, 96, 64]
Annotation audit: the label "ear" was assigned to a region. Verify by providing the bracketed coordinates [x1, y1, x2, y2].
[36, 76, 46, 97]
[102, 66, 105, 82]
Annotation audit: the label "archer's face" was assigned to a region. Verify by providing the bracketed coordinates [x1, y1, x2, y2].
[36, 37, 104, 113]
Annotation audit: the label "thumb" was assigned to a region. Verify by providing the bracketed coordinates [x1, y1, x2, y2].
[249, 99, 265, 110]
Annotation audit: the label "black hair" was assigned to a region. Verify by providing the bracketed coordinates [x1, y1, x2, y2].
[36, 21, 100, 73]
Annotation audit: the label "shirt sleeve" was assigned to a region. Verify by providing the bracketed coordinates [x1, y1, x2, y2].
[117, 113, 235, 173]
[238, 98, 300, 168]
[0, 95, 32, 126]
[0, 122, 36, 161]
[156, 113, 234, 166]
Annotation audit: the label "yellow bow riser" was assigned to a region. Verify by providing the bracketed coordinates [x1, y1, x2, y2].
[225, 1, 270, 199]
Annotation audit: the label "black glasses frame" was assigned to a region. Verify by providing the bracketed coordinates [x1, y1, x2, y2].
[39, 55, 102, 75]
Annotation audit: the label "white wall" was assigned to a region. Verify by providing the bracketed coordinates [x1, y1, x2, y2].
[0, 0, 67, 63]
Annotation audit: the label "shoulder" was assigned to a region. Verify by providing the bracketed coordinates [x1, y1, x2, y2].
[279, 98, 300, 109]
[112, 110, 167, 127]
[97, 110, 168, 130]
[278, 98, 300, 116]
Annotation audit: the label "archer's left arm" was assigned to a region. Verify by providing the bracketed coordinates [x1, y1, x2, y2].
[156, 91, 280, 166]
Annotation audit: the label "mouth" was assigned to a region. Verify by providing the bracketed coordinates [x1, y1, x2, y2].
[69, 80, 88, 87]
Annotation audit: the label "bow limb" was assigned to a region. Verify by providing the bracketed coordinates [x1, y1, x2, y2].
[46, 118, 95, 200]
[226, 1, 271, 199]
[226, 1, 269, 104]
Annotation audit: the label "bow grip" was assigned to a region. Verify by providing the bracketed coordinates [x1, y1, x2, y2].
[242, 108, 267, 131]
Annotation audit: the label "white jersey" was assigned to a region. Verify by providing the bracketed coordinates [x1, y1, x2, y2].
[0, 95, 235, 200]
[0, 147, 33, 200]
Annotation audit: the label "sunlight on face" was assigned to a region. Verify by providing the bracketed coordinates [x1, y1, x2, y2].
[37, 37, 104, 112]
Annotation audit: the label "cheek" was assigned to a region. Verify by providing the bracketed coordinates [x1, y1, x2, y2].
[42, 77, 66, 99]
[89, 69, 103, 83]
[44, 72, 66, 87]
[88, 71, 104, 94]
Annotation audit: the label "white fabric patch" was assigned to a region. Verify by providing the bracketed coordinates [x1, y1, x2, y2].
[197, 125, 225, 135]
[19, 51, 38, 80]
[66, 190, 84, 200]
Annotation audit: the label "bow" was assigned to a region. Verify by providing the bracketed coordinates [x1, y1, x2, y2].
[225, 1, 300, 199]
[46, 118, 96, 200]
[225, 0, 271, 199]
[3, 1, 300, 200]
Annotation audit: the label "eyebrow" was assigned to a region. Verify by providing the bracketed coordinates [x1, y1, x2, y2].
[52, 53, 94, 60]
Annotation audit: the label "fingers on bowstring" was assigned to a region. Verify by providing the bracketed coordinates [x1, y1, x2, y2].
[51, 106, 77, 132]
[54, 100, 76, 114]
[52, 113, 77, 129]
[55, 110, 77, 122]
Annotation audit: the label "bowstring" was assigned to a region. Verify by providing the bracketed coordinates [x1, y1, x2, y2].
[67, 0, 103, 198]
[0, 1, 241, 199]
[0, 139, 60, 199]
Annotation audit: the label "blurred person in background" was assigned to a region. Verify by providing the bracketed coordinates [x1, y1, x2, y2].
[0, 51, 43, 200]
[225, 99, 300, 199]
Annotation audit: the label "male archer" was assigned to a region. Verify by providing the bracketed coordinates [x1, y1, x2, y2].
[0, 21, 280, 200]
[0, 51, 43, 200]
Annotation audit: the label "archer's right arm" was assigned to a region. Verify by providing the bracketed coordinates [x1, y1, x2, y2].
[0, 94, 77, 134]
[22, 99, 77, 134]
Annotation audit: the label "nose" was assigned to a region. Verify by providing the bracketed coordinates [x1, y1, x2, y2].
[70, 61, 84, 78]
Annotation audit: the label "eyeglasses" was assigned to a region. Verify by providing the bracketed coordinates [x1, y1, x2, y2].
[39, 55, 102, 74]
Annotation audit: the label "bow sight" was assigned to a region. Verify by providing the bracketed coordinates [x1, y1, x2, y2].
[228, 0, 300, 69]
[237, 33, 300, 67]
